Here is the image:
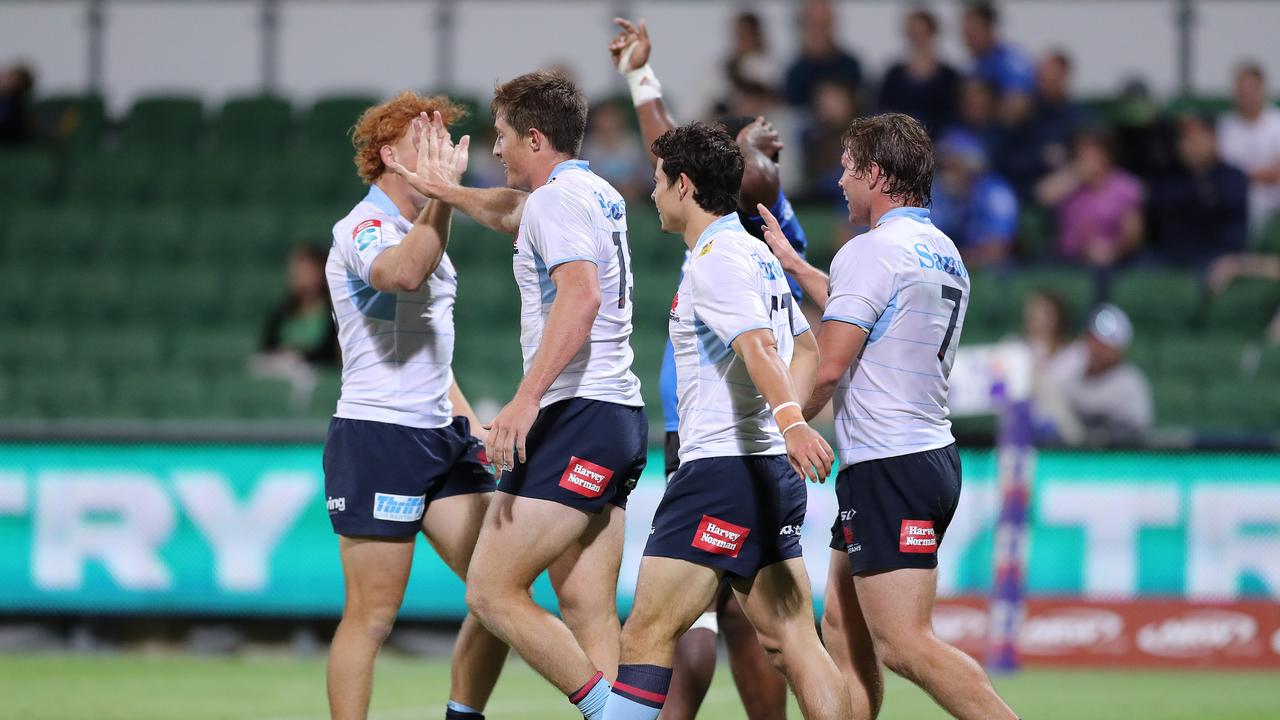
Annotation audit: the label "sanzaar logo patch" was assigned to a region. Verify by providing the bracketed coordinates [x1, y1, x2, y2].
[353, 219, 382, 252]
[372, 492, 425, 522]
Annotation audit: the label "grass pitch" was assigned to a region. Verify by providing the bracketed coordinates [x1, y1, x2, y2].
[3, 652, 1278, 719]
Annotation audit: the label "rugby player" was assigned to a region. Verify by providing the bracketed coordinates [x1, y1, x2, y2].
[323, 94, 508, 720]
[608, 17, 802, 719]
[387, 72, 647, 720]
[601, 122, 850, 720]
[759, 113, 1020, 720]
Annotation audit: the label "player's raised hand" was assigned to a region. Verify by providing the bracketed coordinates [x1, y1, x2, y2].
[609, 17, 651, 73]
[737, 116, 784, 158]
[384, 111, 470, 198]
[783, 423, 834, 484]
[757, 202, 803, 274]
[483, 396, 538, 472]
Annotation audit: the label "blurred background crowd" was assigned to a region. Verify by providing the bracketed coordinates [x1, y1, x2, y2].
[0, 0, 1277, 449]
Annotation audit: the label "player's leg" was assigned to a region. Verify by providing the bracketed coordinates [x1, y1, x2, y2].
[327, 536, 414, 720]
[855, 568, 1016, 719]
[731, 558, 852, 720]
[821, 549, 882, 720]
[465, 493, 599, 693]
[604, 556, 723, 720]
[548, 502, 626, 677]
[659, 599, 718, 720]
[719, 588, 789, 720]
[421, 490, 509, 716]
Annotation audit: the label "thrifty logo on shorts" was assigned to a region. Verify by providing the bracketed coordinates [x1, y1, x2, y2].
[372, 492, 425, 522]
[558, 456, 614, 499]
[899, 520, 937, 553]
[692, 515, 751, 558]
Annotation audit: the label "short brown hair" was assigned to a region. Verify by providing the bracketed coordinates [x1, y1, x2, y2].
[841, 113, 935, 206]
[351, 91, 467, 184]
[491, 70, 588, 156]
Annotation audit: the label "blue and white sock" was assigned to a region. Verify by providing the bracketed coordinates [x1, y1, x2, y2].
[603, 664, 672, 720]
[569, 671, 610, 720]
[445, 699, 484, 720]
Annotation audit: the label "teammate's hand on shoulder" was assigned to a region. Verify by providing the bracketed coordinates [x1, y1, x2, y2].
[757, 202, 803, 274]
[784, 423, 834, 484]
[483, 395, 539, 472]
[609, 17, 651, 72]
[737, 117, 783, 159]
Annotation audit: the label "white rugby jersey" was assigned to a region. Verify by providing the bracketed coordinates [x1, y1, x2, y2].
[327, 185, 458, 428]
[514, 159, 642, 408]
[824, 207, 968, 467]
[670, 214, 811, 463]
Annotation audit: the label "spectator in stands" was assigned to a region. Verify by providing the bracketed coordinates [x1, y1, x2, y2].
[783, 0, 862, 110]
[1218, 63, 1280, 232]
[951, 77, 1003, 160]
[800, 79, 858, 202]
[1150, 114, 1249, 269]
[961, 1, 1035, 97]
[878, 7, 960, 136]
[1042, 304, 1153, 446]
[1034, 51, 1086, 170]
[1021, 289, 1081, 438]
[1207, 253, 1280, 344]
[929, 129, 1019, 268]
[1036, 128, 1144, 267]
[721, 11, 782, 109]
[581, 102, 650, 199]
[260, 246, 338, 366]
[1112, 77, 1177, 182]
[0, 63, 35, 145]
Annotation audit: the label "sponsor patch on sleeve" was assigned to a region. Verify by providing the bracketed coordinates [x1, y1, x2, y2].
[353, 219, 383, 252]
[558, 456, 614, 499]
[899, 519, 937, 553]
[692, 515, 751, 558]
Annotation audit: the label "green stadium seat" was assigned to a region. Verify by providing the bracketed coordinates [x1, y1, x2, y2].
[950, 413, 998, 441]
[4, 205, 98, 264]
[207, 375, 296, 418]
[73, 326, 165, 374]
[1257, 346, 1280, 379]
[961, 271, 1007, 344]
[1157, 336, 1245, 381]
[302, 96, 378, 157]
[215, 95, 293, 151]
[1111, 269, 1203, 335]
[101, 207, 187, 261]
[64, 266, 131, 325]
[1165, 95, 1234, 118]
[32, 93, 106, 150]
[110, 371, 207, 419]
[128, 268, 225, 327]
[1151, 379, 1200, 428]
[120, 95, 206, 152]
[307, 371, 342, 418]
[1255, 214, 1280, 255]
[1078, 95, 1128, 125]
[8, 368, 107, 418]
[192, 204, 288, 262]
[0, 328, 72, 373]
[222, 268, 287, 324]
[285, 201, 345, 251]
[1201, 378, 1279, 429]
[1015, 206, 1052, 262]
[1205, 278, 1280, 336]
[63, 151, 155, 207]
[0, 149, 58, 209]
[171, 328, 259, 373]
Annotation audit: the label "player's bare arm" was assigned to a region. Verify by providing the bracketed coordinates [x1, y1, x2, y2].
[368, 114, 463, 292]
[609, 17, 678, 167]
[387, 111, 529, 236]
[758, 203, 829, 308]
[485, 260, 601, 471]
[789, 328, 820, 409]
[731, 328, 834, 483]
[803, 319, 868, 421]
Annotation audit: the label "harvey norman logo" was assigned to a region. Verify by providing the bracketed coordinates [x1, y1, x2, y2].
[559, 456, 614, 499]
[899, 519, 937, 553]
[692, 515, 751, 558]
[372, 493, 425, 522]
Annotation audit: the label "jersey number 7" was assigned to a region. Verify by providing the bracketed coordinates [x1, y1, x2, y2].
[938, 285, 962, 361]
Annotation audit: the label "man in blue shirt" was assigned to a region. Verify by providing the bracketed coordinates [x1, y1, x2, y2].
[961, 2, 1035, 96]
[930, 129, 1019, 268]
[610, 17, 809, 720]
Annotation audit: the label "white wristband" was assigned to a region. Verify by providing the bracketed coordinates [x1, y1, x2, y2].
[771, 401, 800, 417]
[781, 420, 808, 436]
[624, 62, 663, 106]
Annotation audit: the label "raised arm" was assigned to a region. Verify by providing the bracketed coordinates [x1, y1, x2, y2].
[608, 17, 678, 167]
[386, 110, 528, 236]
[757, 203, 830, 309]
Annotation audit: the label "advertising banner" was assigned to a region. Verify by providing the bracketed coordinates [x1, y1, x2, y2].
[1, 444, 1277, 619]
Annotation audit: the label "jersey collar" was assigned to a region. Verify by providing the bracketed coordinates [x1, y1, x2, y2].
[694, 213, 743, 254]
[548, 159, 590, 183]
[876, 206, 932, 227]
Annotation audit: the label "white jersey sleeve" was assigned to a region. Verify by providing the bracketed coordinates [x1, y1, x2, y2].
[688, 246, 774, 346]
[823, 237, 897, 332]
[336, 214, 401, 285]
[522, 187, 600, 269]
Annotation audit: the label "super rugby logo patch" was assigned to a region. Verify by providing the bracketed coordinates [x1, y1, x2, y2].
[692, 515, 750, 558]
[559, 456, 614, 499]
[353, 219, 382, 252]
[669, 292, 680, 322]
